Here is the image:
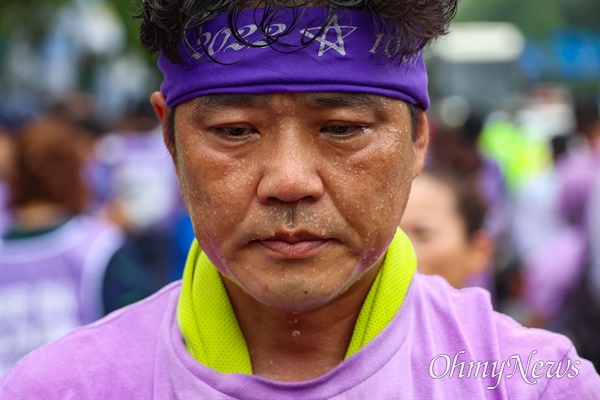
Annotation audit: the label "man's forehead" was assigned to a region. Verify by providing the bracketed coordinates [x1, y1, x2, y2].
[188, 92, 386, 111]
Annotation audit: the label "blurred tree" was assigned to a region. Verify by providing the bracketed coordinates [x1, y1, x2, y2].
[105, 0, 147, 56]
[0, 0, 70, 42]
[0, 0, 158, 128]
[0, 0, 148, 59]
[456, 0, 600, 39]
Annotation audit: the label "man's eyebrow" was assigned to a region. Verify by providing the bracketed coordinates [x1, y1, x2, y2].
[190, 94, 269, 111]
[305, 93, 383, 108]
[190, 93, 383, 112]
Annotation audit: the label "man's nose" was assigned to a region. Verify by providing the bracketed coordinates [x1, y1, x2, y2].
[256, 132, 324, 205]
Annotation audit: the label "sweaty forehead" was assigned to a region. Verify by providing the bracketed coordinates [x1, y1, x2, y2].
[187, 93, 388, 113]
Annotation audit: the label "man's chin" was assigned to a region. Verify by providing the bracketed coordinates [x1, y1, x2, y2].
[245, 285, 344, 314]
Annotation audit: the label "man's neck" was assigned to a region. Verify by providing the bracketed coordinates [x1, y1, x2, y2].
[13, 203, 70, 231]
[222, 261, 382, 382]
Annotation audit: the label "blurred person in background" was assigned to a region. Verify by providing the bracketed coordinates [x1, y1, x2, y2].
[519, 97, 600, 371]
[94, 103, 188, 314]
[556, 99, 600, 237]
[0, 126, 15, 236]
[509, 85, 576, 265]
[426, 100, 509, 298]
[429, 98, 508, 240]
[0, 116, 124, 375]
[583, 177, 600, 370]
[400, 165, 494, 289]
[478, 87, 556, 194]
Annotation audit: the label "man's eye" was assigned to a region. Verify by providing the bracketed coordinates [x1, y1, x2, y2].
[215, 127, 253, 136]
[321, 125, 365, 137]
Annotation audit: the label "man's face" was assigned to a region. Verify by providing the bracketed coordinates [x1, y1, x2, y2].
[154, 92, 427, 312]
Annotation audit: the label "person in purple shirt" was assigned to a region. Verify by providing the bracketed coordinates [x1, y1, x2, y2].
[0, 117, 124, 375]
[2, 1, 599, 399]
[0, 126, 15, 237]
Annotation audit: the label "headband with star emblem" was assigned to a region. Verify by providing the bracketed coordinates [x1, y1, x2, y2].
[158, 7, 429, 110]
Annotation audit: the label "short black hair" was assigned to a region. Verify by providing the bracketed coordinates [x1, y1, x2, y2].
[138, 0, 457, 65]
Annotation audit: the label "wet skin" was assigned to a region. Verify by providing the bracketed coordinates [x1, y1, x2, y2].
[153, 92, 428, 312]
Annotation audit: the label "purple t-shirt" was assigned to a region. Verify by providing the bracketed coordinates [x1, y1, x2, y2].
[0, 182, 10, 237]
[0, 215, 124, 375]
[2, 273, 598, 399]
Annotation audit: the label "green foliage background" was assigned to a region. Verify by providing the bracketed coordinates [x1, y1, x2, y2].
[456, 0, 600, 38]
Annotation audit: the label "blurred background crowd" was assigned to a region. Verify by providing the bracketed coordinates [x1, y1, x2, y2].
[0, 0, 598, 375]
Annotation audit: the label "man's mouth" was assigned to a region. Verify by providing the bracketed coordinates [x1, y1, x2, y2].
[256, 231, 330, 259]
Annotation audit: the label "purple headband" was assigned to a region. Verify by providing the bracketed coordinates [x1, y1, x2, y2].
[158, 7, 429, 110]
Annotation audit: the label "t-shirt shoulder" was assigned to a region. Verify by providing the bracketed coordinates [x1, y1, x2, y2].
[0, 281, 182, 399]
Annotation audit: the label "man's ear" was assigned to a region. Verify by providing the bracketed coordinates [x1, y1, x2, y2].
[412, 112, 429, 179]
[150, 91, 175, 160]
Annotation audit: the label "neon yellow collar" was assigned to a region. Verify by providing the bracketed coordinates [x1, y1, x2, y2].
[177, 228, 416, 374]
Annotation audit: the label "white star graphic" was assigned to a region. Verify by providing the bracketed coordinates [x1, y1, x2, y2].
[301, 15, 357, 57]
